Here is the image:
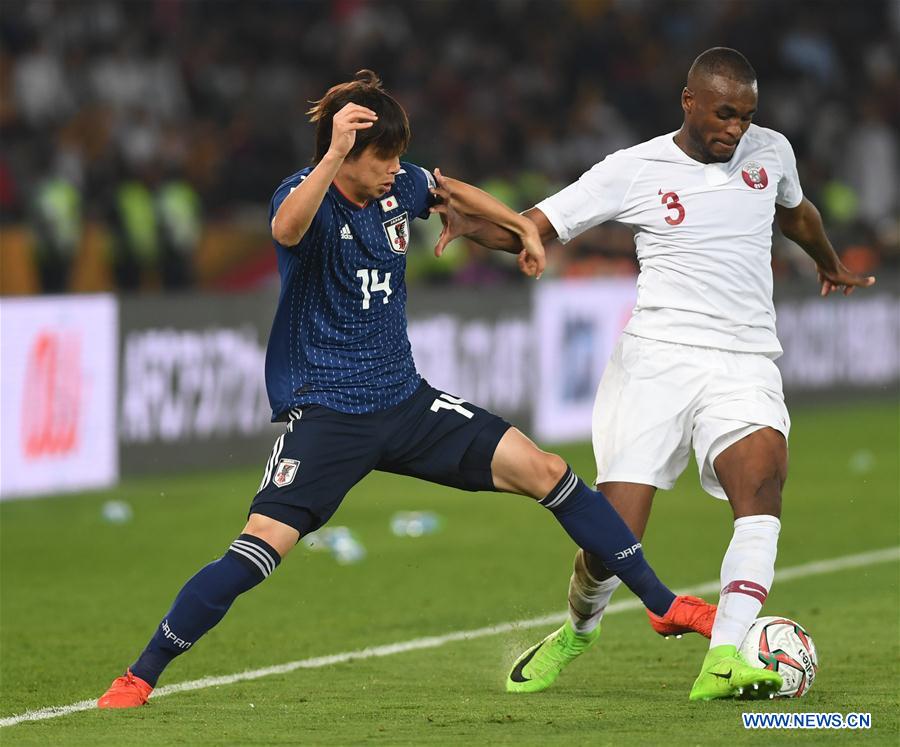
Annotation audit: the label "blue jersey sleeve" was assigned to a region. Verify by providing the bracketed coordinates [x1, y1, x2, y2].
[269, 170, 324, 250]
[401, 162, 437, 220]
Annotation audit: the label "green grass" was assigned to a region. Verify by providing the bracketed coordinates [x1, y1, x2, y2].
[1, 401, 898, 744]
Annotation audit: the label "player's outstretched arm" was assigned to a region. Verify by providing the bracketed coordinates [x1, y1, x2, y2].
[271, 103, 377, 246]
[429, 169, 554, 278]
[775, 198, 876, 297]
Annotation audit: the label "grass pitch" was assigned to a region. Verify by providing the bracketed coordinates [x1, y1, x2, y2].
[2, 401, 898, 744]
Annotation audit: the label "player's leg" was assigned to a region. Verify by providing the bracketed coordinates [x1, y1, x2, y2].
[99, 409, 378, 708]
[380, 382, 674, 605]
[713, 426, 786, 646]
[688, 351, 789, 701]
[504, 335, 716, 692]
[689, 427, 786, 701]
[97, 514, 298, 708]
[571, 485, 709, 638]
[504, 482, 657, 693]
[490, 427, 678, 618]
[570, 482, 654, 635]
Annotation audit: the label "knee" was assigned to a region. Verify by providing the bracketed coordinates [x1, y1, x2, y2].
[542, 452, 568, 486]
[243, 514, 300, 558]
[525, 450, 567, 499]
[734, 471, 783, 519]
[755, 472, 784, 517]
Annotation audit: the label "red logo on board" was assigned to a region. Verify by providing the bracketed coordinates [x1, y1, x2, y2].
[21, 331, 82, 459]
[741, 161, 769, 189]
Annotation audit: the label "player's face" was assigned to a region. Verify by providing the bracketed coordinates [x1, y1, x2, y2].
[341, 146, 403, 202]
[681, 75, 758, 163]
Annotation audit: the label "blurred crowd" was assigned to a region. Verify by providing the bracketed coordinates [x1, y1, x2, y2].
[1, 0, 898, 293]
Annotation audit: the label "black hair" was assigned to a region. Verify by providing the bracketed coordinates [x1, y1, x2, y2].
[307, 70, 410, 163]
[687, 47, 757, 86]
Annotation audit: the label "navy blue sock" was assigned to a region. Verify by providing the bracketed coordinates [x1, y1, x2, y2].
[540, 467, 675, 616]
[131, 534, 281, 686]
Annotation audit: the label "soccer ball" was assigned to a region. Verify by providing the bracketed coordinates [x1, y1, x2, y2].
[739, 616, 818, 697]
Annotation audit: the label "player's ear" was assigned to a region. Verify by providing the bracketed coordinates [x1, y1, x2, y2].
[681, 87, 693, 114]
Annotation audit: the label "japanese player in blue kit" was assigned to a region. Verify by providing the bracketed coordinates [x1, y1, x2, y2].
[98, 71, 716, 708]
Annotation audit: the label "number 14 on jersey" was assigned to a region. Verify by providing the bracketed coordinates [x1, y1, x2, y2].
[356, 268, 392, 309]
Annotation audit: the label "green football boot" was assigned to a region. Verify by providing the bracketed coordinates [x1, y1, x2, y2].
[689, 644, 783, 701]
[506, 620, 601, 693]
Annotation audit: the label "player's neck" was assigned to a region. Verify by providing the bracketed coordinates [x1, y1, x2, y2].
[332, 175, 369, 208]
[672, 128, 712, 164]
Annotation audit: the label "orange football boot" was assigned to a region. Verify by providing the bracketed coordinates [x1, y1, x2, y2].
[97, 669, 153, 709]
[647, 595, 717, 638]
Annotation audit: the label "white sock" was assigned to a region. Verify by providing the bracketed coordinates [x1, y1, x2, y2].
[568, 550, 622, 634]
[710, 514, 781, 649]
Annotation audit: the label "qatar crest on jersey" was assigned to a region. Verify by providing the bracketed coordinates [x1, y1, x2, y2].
[741, 161, 769, 190]
[383, 212, 410, 254]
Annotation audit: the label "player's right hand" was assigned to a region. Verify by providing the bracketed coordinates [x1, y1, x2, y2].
[327, 103, 378, 160]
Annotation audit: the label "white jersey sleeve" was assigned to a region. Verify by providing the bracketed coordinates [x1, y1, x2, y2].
[535, 153, 637, 243]
[772, 132, 803, 208]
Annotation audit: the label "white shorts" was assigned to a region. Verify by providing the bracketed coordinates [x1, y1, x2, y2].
[592, 333, 790, 500]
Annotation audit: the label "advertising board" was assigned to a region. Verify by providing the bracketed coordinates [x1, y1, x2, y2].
[1, 295, 118, 499]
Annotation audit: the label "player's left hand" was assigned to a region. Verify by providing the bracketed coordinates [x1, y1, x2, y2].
[816, 263, 876, 297]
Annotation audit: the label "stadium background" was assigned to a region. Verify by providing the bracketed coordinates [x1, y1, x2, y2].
[1, 0, 898, 743]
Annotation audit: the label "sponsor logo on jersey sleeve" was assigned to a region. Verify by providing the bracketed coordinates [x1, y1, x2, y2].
[383, 212, 410, 254]
[741, 161, 769, 189]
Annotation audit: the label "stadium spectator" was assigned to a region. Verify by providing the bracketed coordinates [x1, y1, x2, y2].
[1, 0, 897, 292]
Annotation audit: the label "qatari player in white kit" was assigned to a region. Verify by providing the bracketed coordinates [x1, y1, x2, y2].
[431, 47, 875, 701]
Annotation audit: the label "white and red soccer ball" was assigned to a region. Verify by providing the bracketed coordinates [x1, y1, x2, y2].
[739, 616, 819, 698]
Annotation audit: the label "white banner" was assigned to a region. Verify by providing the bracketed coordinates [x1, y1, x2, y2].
[533, 278, 636, 442]
[409, 314, 532, 418]
[1, 295, 118, 499]
[120, 326, 270, 444]
[776, 294, 900, 390]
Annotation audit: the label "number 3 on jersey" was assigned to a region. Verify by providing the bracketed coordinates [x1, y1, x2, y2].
[356, 268, 392, 309]
[658, 189, 685, 225]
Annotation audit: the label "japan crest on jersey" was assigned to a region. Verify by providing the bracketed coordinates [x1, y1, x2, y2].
[383, 212, 410, 254]
[741, 161, 769, 190]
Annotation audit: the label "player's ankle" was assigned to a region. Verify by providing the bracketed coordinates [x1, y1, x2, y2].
[704, 644, 737, 663]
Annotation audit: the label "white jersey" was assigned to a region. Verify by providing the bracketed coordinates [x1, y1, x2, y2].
[537, 124, 803, 357]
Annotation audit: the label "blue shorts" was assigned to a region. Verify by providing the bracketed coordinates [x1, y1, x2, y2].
[250, 381, 511, 536]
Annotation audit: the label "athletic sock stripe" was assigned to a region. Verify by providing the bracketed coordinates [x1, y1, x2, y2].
[547, 471, 578, 508]
[231, 539, 276, 575]
[228, 546, 270, 578]
[542, 470, 577, 509]
[539, 469, 573, 507]
[721, 579, 769, 604]
[230, 541, 274, 575]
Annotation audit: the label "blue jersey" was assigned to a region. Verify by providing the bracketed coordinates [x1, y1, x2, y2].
[264, 161, 436, 419]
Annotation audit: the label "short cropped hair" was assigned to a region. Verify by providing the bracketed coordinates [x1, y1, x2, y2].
[687, 47, 757, 86]
[307, 70, 410, 163]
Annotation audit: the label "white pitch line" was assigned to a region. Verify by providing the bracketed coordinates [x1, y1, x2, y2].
[2, 546, 897, 728]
